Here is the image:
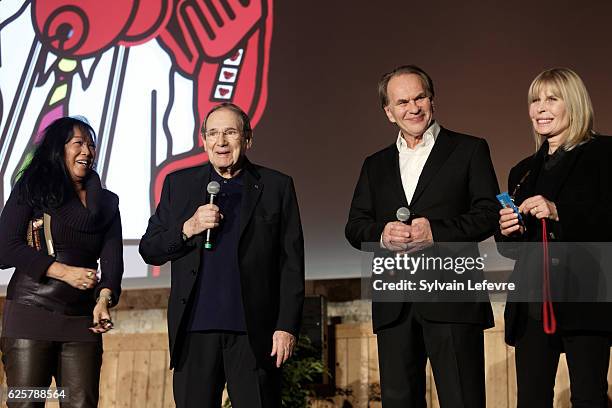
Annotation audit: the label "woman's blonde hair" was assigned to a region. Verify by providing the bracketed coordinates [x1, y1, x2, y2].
[528, 68, 594, 150]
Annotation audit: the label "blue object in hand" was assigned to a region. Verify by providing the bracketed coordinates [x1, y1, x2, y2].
[496, 192, 523, 223]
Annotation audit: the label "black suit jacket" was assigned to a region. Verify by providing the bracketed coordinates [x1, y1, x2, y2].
[346, 127, 499, 331]
[497, 136, 612, 344]
[139, 160, 305, 368]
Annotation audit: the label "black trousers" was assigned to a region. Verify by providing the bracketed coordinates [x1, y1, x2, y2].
[376, 305, 486, 408]
[173, 332, 281, 408]
[514, 317, 610, 408]
[0, 337, 102, 408]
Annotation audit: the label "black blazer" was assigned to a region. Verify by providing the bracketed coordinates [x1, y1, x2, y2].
[139, 160, 305, 368]
[497, 136, 612, 344]
[346, 127, 500, 331]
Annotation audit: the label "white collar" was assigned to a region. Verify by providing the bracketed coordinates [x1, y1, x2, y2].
[396, 121, 440, 152]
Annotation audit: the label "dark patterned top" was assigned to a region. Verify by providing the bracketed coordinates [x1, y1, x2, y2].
[0, 172, 123, 342]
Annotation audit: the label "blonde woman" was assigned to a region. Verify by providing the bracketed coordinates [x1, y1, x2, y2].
[497, 68, 612, 407]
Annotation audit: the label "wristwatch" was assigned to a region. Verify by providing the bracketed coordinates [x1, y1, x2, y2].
[181, 230, 189, 242]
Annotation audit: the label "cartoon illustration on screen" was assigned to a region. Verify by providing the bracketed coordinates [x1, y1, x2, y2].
[0, 0, 273, 278]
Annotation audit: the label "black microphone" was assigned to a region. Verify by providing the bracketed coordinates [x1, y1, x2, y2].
[396, 207, 411, 224]
[204, 181, 221, 249]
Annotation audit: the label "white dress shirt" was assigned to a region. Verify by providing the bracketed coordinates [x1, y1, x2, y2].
[380, 122, 440, 248]
[397, 121, 440, 204]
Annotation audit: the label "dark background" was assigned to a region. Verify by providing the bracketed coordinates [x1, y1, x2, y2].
[250, 0, 612, 278]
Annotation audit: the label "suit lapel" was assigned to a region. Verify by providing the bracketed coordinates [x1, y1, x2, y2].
[539, 143, 584, 201]
[515, 141, 584, 203]
[239, 160, 263, 239]
[384, 146, 409, 207]
[549, 151, 580, 201]
[191, 164, 212, 248]
[193, 163, 212, 205]
[410, 127, 457, 206]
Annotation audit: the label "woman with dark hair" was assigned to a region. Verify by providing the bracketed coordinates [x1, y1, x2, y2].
[497, 68, 612, 407]
[0, 116, 123, 407]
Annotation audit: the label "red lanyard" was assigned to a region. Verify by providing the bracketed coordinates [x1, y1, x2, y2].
[541, 219, 557, 334]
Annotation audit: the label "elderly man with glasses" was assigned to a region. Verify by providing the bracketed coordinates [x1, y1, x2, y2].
[140, 103, 305, 408]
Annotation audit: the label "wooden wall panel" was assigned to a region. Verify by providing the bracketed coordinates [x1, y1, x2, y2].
[506, 345, 517, 408]
[485, 331, 508, 407]
[99, 350, 120, 408]
[554, 355, 571, 408]
[162, 358, 174, 408]
[367, 336, 379, 384]
[609, 354, 612, 397]
[131, 350, 150, 408]
[115, 350, 135, 408]
[335, 337, 348, 389]
[326, 323, 612, 408]
[0, 323, 608, 407]
[430, 365, 440, 408]
[147, 350, 167, 408]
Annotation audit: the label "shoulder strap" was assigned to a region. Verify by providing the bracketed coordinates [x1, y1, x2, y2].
[43, 213, 55, 257]
[510, 169, 531, 200]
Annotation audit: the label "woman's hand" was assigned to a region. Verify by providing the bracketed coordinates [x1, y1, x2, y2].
[46, 262, 98, 290]
[499, 208, 524, 236]
[90, 289, 113, 333]
[519, 195, 559, 221]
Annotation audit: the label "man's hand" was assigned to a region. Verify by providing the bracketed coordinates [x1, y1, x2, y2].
[182, 204, 223, 238]
[409, 218, 433, 244]
[382, 221, 412, 251]
[518, 195, 559, 221]
[270, 330, 296, 368]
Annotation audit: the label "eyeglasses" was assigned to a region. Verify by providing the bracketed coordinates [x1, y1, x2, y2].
[203, 128, 241, 140]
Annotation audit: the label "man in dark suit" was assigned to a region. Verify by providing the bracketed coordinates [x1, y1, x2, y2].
[345, 65, 499, 407]
[139, 103, 304, 408]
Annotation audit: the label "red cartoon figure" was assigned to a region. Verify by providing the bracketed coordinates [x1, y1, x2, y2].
[0, 0, 273, 279]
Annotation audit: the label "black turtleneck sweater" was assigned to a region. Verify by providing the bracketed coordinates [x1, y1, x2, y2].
[0, 172, 123, 342]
